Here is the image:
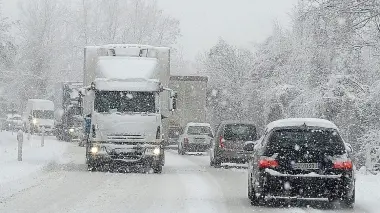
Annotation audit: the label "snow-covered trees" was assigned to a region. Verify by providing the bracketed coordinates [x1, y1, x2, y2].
[201, 0, 380, 168]
[0, 6, 17, 112]
[8, 0, 180, 106]
[200, 39, 255, 127]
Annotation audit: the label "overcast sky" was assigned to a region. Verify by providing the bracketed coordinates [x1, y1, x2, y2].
[2, 0, 298, 60]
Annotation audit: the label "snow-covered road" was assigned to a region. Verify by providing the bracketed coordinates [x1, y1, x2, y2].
[0, 143, 378, 213]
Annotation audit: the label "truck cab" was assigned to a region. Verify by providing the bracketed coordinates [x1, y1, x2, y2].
[82, 44, 175, 173]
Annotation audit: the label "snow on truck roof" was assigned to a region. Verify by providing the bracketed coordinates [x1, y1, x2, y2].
[94, 78, 160, 92]
[28, 99, 54, 104]
[96, 56, 158, 80]
[266, 118, 338, 131]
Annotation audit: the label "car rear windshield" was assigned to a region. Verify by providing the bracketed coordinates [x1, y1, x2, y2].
[265, 128, 346, 155]
[169, 127, 181, 139]
[224, 124, 257, 141]
[187, 126, 213, 137]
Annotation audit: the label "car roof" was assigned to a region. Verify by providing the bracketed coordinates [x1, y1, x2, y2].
[218, 120, 256, 126]
[266, 118, 338, 132]
[186, 122, 211, 127]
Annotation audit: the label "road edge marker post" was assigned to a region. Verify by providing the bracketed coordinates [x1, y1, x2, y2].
[17, 130, 23, 161]
[41, 126, 45, 147]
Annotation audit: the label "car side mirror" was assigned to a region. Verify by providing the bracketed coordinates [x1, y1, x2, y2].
[344, 143, 353, 153]
[243, 141, 257, 152]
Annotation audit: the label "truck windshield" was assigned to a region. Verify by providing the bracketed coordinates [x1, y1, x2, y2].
[33, 110, 54, 119]
[94, 91, 156, 113]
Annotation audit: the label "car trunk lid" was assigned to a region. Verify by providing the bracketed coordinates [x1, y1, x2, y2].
[264, 128, 347, 175]
[223, 124, 256, 151]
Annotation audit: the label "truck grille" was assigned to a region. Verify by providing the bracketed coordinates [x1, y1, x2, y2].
[110, 151, 143, 160]
[107, 134, 144, 141]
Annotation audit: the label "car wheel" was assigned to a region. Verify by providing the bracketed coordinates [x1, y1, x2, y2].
[342, 189, 355, 208]
[210, 157, 214, 166]
[180, 147, 185, 155]
[213, 157, 221, 168]
[250, 180, 265, 206]
[248, 177, 253, 200]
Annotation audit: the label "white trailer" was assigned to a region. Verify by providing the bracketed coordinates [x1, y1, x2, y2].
[168, 76, 208, 145]
[82, 44, 175, 173]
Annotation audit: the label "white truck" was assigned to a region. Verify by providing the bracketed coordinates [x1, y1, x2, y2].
[168, 76, 208, 146]
[82, 44, 175, 173]
[23, 99, 55, 135]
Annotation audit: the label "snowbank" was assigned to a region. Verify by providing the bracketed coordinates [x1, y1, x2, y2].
[0, 131, 67, 186]
[356, 172, 380, 212]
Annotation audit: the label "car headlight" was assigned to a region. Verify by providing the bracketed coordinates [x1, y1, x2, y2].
[32, 119, 37, 125]
[90, 146, 99, 154]
[69, 128, 75, 133]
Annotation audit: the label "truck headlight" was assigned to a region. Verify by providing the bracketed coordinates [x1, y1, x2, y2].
[90, 146, 99, 154]
[69, 128, 75, 133]
[145, 147, 161, 156]
[153, 147, 160, 155]
[32, 119, 37, 125]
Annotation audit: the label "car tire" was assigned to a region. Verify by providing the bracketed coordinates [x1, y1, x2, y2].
[213, 157, 221, 168]
[180, 148, 185, 155]
[342, 189, 355, 208]
[249, 181, 265, 206]
[210, 157, 214, 166]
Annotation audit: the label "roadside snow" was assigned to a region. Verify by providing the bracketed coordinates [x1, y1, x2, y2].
[356, 172, 380, 212]
[0, 131, 68, 199]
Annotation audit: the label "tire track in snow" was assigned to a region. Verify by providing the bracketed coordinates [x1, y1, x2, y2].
[166, 151, 228, 213]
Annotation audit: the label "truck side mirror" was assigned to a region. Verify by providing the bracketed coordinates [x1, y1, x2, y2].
[169, 91, 177, 111]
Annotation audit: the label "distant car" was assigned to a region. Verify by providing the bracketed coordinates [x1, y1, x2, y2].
[168, 126, 181, 146]
[178, 123, 214, 154]
[248, 118, 355, 208]
[3, 114, 23, 131]
[209, 121, 257, 167]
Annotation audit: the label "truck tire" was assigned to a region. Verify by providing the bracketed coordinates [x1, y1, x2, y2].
[87, 164, 96, 172]
[153, 165, 162, 173]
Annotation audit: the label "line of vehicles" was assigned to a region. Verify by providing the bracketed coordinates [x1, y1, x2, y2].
[2, 43, 356, 208]
[2, 43, 207, 174]
[175, 118, 355, 208]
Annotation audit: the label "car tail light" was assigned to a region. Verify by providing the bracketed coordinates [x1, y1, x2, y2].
[259, 157, 279, 169]
[333, 160, 353, 170]
[184, 138, 189, 145]
[219, 136, 225, 149]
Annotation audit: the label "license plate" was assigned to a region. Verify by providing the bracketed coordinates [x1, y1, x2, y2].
[293, 163, 319, 170]
[195, 139, 205, 143]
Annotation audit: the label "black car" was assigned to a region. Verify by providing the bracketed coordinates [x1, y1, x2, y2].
[247, 118, 355, 208]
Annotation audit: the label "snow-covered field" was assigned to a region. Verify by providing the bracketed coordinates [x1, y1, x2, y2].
[0, 140, 379, 213]
[0, 131, 68, 199]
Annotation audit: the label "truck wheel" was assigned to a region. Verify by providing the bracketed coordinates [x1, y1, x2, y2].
[153, 165, 162, 173]
[87, 164, 96, 172]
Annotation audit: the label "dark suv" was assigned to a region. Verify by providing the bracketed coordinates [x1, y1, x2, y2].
[210, 121, 257, 167]
[247, 118, 355, 208]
